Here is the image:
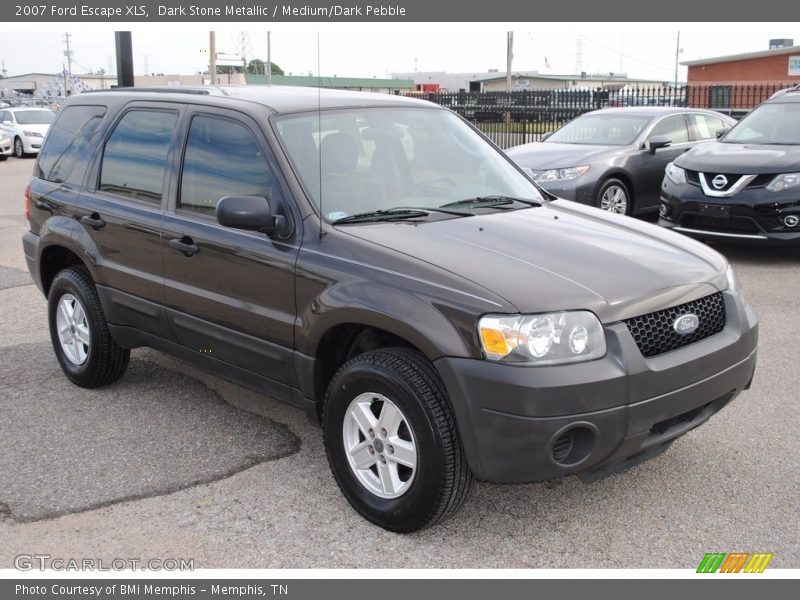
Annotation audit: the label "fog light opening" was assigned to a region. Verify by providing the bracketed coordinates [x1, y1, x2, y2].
[783, 215, 799, 228]
[549, 423, 598, 467]
[659, 203, 671, 219]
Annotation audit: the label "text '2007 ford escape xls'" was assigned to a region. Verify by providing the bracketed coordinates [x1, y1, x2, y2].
[23, 87, 758, 532]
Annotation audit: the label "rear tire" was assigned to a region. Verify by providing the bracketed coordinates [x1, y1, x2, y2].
[596, 177, 632, 215]
[323, 347, 472, 532]
[48, 266, 130, 388]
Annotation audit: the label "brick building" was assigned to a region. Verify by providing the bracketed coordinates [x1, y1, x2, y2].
[682, 42, 800, 111]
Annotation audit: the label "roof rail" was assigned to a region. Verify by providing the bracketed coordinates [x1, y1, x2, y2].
[83, 87, 212, 95]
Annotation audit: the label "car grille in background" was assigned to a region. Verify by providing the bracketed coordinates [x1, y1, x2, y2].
[625, 292, 726, 358]
[680, 215, 761, 235]
[685, 170, 774, 190]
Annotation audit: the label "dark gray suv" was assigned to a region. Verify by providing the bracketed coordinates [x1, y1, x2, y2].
[23, 87, 758, 532]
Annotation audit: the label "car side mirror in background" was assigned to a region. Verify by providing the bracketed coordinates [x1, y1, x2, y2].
[715, 128, 728, 139]
[647, 135, 672, 155]
[216, 195, 288, 238]
[2, 120, 11, 126]
[541, 131, 553, 141]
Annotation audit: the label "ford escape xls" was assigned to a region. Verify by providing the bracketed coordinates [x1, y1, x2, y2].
[23, 87, 758, 532]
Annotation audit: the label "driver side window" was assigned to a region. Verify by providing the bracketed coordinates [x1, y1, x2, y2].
[649, 114, 689, 144]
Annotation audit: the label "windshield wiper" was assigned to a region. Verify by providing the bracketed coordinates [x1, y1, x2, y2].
[332, 208, 430, 224]
[441, 195, 542, 209]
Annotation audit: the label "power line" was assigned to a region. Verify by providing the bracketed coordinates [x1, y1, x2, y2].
[573, 31, 676, 75]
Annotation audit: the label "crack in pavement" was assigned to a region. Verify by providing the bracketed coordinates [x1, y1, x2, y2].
[0, 343, 302, 523]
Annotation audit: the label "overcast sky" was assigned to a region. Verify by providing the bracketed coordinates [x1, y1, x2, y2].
[0, 24, 797, 82]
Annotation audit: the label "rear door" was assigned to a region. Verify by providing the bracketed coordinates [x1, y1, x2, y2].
[160, 106, 301, 389]
[69, 102, 183, 337]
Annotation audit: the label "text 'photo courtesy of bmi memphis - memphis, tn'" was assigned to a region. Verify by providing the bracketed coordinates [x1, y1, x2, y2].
[23, 85, 757, 532]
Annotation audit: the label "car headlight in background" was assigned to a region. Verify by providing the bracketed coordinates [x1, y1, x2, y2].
[478, 311, 606, 366]
[530, 165, 590, 182]
[22, 131, 43, 138]
[665, 162, 686, 185]
[765, 173, 800, 192]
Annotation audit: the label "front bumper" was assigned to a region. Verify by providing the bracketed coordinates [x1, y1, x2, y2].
[0, 138, 11, 156]
[434, 290, 758, 483]
[660, 179, 800, 244]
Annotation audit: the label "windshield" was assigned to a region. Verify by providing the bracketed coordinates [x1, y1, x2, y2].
[13, 110, 55, 125]
[723, 102, 800, 144]
[546, 113, 650, 146]
[273, 107, 543, 221]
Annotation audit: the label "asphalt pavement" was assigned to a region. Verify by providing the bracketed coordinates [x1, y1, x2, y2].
[0, 156, 797, 568]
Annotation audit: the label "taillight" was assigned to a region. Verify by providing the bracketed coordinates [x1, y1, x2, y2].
[24, 184, 30, 221]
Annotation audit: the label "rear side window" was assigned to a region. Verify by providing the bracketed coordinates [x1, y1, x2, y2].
[179, 114, 275, 216]
[100, 109, 177, 203]
[688, 113, 729, 140]
[36, 105, 107, 183]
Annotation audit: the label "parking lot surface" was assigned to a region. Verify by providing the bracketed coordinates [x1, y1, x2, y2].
[0, 156, 797, 568]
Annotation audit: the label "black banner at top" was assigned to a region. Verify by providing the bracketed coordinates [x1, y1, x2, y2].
[1, 0, 796, 22]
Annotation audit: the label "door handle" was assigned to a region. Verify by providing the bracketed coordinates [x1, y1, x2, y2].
[169, 237, 200, 257]
[80, 213, 105, 230]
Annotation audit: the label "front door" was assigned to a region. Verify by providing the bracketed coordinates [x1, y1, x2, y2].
[160, 107, 301, 389]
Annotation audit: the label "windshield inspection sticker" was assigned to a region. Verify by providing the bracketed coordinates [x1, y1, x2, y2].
[327, 211, 349, 220]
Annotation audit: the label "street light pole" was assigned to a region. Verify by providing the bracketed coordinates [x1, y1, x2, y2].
[209, 31, 217, 85]
[267, 31, 272, 85]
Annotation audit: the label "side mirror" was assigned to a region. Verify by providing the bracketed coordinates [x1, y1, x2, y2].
[541, 131, 553, 141]
[2, 120, 12, 126]
[715, 127, 728, 139]
[216, 195, 288, 237]
[647, 135, 672, 155]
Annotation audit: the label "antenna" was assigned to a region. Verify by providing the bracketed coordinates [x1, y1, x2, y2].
[317, 31, 323, 239]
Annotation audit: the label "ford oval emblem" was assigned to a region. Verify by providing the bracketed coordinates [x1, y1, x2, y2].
[673, 313, 700, 335]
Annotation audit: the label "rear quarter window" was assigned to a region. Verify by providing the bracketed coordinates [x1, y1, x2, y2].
[35, 105, 107, 184]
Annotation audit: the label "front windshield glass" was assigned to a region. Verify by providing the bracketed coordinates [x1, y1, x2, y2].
[546, 113, 650, 146]
[14, 110, 55, 125]
[273, 107, 543, 221]
[723, 102, 800, 144]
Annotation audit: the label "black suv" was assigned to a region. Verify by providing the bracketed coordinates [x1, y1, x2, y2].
[660, 85, 800, 243]
[24, 87, 758, 532]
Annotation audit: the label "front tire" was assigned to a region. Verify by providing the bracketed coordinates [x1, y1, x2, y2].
[13, 137, 25, 159]
[48, 266, 130, 388]
[596, 177, 632, 215]
[323, 348, 472, 532]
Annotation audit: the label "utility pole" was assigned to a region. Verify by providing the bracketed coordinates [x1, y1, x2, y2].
[209, 31, 217, 85]
[674, 31, 682, 91]
[506, 31, 513, 93]
[267, 31, 272, 85]
[63, 32, 73, 76]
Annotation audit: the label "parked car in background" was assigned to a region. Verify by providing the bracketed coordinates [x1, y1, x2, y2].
[0, 107, 55, 158]
[660, 85, 800, 243]
[0, 132, 12, 160]
[506, 107, 735, 216]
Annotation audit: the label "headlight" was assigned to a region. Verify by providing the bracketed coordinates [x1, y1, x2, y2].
[531, 165, 590, 182]
[478, 311, 606, 366]
[22, 130, 43, 138]
[665, 162, 686, 185]
[766, 173, 800, 192]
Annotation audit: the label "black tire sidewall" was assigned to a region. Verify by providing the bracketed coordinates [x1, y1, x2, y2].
[597, 178, 632, 215]
[14, 137, 24, 158]
[324, 358, 447, 532]
[48, 270, 102, 384]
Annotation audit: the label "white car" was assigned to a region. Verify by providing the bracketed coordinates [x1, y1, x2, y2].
[0, 107, 55, 158]
[0, 132, 12, 160]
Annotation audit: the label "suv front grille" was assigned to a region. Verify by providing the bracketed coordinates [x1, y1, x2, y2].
[624, 293, 726, 358]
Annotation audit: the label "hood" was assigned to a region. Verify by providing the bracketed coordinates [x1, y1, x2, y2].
[506, 142, 623, 170]
[19, 123, 50, 135]
[341, 202, 726, 323]
[676, 141, 800, 173]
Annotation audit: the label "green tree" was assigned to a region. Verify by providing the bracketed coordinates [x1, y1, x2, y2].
[246, 59, 284, 76]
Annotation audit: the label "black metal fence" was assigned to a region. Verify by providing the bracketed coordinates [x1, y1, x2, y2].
[411, 83, 796, 149]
